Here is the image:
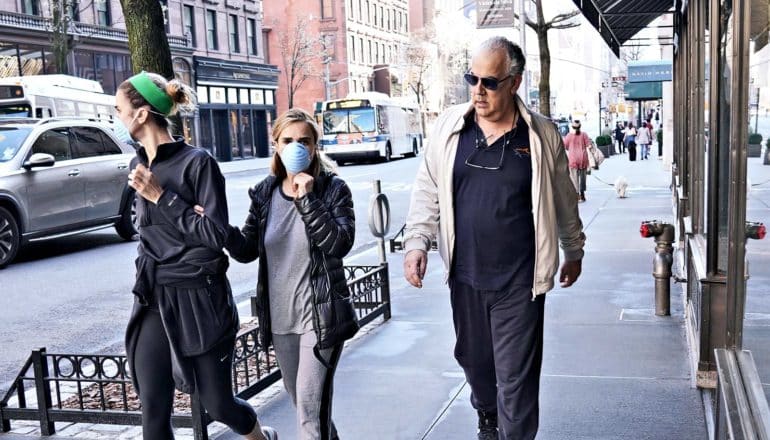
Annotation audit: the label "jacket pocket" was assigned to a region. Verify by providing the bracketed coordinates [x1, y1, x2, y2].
[316, 297, 359, 349]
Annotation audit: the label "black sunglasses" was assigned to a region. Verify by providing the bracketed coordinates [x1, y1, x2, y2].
[463, 72, 513, 91]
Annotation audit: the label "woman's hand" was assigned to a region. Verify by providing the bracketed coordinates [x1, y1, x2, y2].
[292, 173, 314, 197]
[128, 164, 164, 204]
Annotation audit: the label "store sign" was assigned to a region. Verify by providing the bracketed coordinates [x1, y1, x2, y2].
[628, 62, 672, 82]
[476, 0, 515, 29]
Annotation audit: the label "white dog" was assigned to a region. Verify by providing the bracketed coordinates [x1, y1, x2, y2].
[614, 176, 629, 198]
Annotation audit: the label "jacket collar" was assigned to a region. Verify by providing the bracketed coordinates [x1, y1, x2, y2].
[136, 137, 186, 165]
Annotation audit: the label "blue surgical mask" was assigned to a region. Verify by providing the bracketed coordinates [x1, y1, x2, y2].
[280, 142, 312, 174]
[112, 114, 139, 146]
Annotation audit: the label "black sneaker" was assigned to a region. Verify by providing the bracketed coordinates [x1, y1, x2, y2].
[477, 410, 498, 440]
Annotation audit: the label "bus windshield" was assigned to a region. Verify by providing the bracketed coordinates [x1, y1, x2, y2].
[323, 108, 376, 134]
[0, 104, 32, 118]
[0, 127, 32, 162]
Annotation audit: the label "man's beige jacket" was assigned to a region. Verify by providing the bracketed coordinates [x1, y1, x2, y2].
[404, 96, 586, 297]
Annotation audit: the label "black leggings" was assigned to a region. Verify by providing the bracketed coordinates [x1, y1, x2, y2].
[134, 310, 257, 439]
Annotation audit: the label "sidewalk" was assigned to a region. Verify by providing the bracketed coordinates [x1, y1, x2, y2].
[217, 156, 273, 176]
[215, 151, 708, 439]
[1, 151, 716, 440]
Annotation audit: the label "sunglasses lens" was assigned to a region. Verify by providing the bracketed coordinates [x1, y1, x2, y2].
[463, 73, 479, 86]
[481, 78, 499, 90]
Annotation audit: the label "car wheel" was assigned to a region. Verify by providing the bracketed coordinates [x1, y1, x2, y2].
[115, 191, 138, 241]
[408, 140, 419, 157]
[0, 207, 20, 268]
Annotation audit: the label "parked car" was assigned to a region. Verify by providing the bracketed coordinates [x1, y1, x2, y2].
[0, 118, 137, 268]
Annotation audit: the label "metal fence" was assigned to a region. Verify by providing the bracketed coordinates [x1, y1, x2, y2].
[0, 264, 390, 439]
[388, 224, 437, 253]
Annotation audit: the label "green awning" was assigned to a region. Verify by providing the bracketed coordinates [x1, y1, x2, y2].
[624, 82, 662, 100]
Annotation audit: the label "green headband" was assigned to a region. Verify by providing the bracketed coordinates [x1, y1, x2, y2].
[128, 71, 174, 115]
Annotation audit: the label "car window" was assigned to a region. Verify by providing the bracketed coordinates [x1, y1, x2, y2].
[0, 127, 32, 162]
[32, 128, 72, 162]
[71, 126, 120, 158]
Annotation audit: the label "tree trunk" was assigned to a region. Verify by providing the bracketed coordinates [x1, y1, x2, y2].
[537, 29, 551, 117]
[120, 0, 173, 78]
[50, 0, 69, 74]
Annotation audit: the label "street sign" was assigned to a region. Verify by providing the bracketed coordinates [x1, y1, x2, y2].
[476, 0, 515, 29]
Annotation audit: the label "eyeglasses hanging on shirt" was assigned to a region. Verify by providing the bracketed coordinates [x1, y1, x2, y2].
[465, 119, 527, 170]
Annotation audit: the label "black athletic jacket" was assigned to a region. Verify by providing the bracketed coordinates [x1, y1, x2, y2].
[226, 171, 358, 352]
[125, 140, 239, 394]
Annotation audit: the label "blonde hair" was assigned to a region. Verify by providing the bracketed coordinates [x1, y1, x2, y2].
[270, 108, 337, 179]
[117, 72, 196, 129]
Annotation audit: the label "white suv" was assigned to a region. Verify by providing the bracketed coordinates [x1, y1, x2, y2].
[0, 118, 137, 268]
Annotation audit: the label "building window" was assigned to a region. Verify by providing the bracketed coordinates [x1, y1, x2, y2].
[357, 0, 362, 20]
[206, 10, 218, 50]
[183, 5, 196, 47]
[386, 8, 390, 30]
[229, 14, 240, 53]
[22, 0, 39, 15]
[350, 35, 356, 62]
[359, 37, 363, 62]
[321, 0, 333, 18]
[379, 6, 384, 27]
[96, 0, 110, 25]
[365, 0, 369, 23]
[367, 40, 372, 64]
[247, 18, 257, 55]
[348, 0, 353, 18]
[262, 30, 270, 62]
[373, 4, 377, 26]
[323, 34, 335, 60]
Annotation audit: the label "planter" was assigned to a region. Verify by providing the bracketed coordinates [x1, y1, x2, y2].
[598, 144, 613, 157]
[748, 143, 762, 158]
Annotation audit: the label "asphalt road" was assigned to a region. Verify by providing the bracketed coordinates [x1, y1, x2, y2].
[0, 155, 421, 396]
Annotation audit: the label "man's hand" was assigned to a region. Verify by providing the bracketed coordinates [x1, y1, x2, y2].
[292, 173, 314, 197]
[559, 259, 582, 288]
[128, 164, 163, 204]
[194, 205, 205, 216]
[404, 249, 428, 288]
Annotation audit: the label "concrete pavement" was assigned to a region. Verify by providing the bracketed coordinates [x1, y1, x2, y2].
[10, 147, 769, 439]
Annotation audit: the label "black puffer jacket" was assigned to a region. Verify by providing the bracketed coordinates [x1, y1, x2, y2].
[226, 171, 358, 350]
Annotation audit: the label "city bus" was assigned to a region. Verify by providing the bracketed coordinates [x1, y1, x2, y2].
[0, 75, 115, 120]
[319, 92, 423, 163]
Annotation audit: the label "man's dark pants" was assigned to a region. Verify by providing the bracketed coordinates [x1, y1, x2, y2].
[450, 279, 546, 440]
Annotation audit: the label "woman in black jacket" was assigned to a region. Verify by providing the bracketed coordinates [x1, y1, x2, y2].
[224, 108, 357, 440]
[119, 71, 277, 440]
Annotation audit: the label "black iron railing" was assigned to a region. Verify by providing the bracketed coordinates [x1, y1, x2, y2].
[1, 264, 390, 439]
[388, 224, 437, 253]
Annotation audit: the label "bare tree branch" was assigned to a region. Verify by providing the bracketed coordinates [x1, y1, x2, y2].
[549, 10, 581, 24]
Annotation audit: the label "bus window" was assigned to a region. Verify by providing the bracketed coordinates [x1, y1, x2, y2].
[56, 100, 77, 117]
[0, 105, 32, 118]
[35, 107, 53, 119]
[76, 102, 97, 118]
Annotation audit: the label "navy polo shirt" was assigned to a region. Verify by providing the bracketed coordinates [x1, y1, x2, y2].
[451, 115, 535, 291]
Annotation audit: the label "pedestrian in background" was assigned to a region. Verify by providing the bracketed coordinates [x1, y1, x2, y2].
[637, 121, 652, 160]
[403, 36, 586, 440]
[120, 71, 277, 440]
[624, 122, 638, 161]
[614, 122, 625, 154]
[223, 108, 357, 440]
[563, 120, 591, 202]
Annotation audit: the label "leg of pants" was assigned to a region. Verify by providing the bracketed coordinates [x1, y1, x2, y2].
[569, 169, 580, 195]
[629, 143, 637, 161]
[190, 338, 258, 435]
[450, 280, 546, 440]
[273, 332, 343, 440]
[134, 310, 175, 440]
[577, 169, 587, 193]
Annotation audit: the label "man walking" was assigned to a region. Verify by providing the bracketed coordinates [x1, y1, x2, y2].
[403, 36, 586, 440]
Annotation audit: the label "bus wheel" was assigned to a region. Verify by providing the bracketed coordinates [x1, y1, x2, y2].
[384, 143, 393, 162]
[407, 140, 419, 157]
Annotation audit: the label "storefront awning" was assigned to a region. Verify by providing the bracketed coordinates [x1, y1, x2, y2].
[571, 0, 673, 56]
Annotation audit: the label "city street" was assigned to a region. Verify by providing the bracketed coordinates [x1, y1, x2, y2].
[0, 155, 422, 396]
